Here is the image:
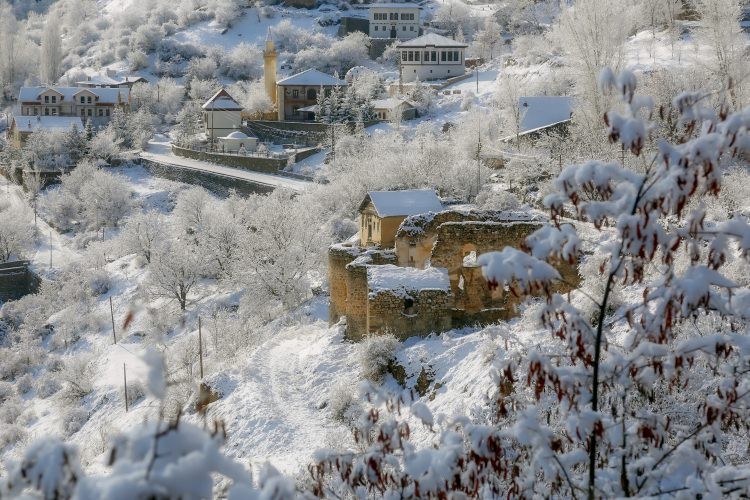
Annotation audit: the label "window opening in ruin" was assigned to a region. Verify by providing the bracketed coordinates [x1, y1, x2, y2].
[463, 250, 477, 266]
[403, 297, 415, 315]
[458, 275, 465, 291]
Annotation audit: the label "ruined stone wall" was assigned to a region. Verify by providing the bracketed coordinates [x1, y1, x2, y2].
[328, 245, 360, 324]
[368, 289, 453, 340]
[342, 250, 397, 341]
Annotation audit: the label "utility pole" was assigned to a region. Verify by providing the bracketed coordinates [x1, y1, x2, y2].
[476, 66, 479, 93]
[123, 363, 129, 412]
[110, 296, 117, 344]
[198, 316, 204, 380]
[476, 123, 482, 196]
[49, 228, 52, 269]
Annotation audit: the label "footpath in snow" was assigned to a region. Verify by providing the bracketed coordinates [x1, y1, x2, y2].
[142, 139, 311, 192]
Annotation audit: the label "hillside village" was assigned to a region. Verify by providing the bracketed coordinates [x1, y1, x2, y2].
[0, 0, 750, 497]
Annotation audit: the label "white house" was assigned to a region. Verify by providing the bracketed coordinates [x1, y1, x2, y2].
[369, 3, 421, 40]
[372, 98, 417, 121]
[396, 33, 467, 82]
[17, 86, 130, 126]
[275, 69, 348, 121]
[218, 130, 258, 154]
[202, 88, 244, 142]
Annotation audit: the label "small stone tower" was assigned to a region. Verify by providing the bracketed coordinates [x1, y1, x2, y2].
[263, 30, 277, 106]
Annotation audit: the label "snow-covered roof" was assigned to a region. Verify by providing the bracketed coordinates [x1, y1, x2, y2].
[18, 86, 129, 104]
[372, 98, 415, 110]
[368, 265, 449, 297]
[75, 74, 147, 86]
[397, 33, 468, 48]
[361, 189, 443, 218]
[202, 88, 243, 110]
[368, 3, 420, 9]
[519, 96, 573, 134]
[223, 131, 249, 139]
[13, 116, 84, 133]
[276, 69, 348, 87]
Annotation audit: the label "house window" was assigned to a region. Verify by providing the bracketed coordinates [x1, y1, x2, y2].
[44, 108, 49, 115]
[87, 96, 92, 104]
[80, 96, 85, 104]
[51, 96, 56, 103]
[390, 12, 398, 20]
[33, 108, 38, 115]
[306, 88, 316, 100]
[410, 26, 414, 31]
[401, 51, 407, 61]
[98, 109, 103, 116]
[407, 51, 413, 61]
[292, 89, 299, 98]
[87, 109, 92, 116]
[414, 51, 419, 61]
[374, 25, 378, 31]
[106, 109, 110, 116]
[51, 109, 57, 116]
[431, 51, 437, 61]
[80, 109, 85, 116]
[44, 96, 49, 103]
[441, 51, 446, 62]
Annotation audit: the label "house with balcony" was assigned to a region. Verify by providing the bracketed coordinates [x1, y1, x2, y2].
[276, 69, 348, 121]
[396, 33, 467, 82]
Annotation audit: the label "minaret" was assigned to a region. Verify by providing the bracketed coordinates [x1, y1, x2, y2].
[263, 29, 277, 106]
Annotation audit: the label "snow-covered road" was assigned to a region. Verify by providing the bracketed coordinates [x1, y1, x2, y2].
[142, 139, 310, 192]
[204, 322, 357, 475]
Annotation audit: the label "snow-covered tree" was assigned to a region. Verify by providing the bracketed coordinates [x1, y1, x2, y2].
[147, 241, 205, 311]
[120, 210, 165, 264]
[0, 205, 34, 262]
[39, 20, 62, 84]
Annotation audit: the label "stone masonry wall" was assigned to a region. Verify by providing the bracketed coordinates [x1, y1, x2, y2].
[368, 289, 452, 340]
[328, 245, 359, 324]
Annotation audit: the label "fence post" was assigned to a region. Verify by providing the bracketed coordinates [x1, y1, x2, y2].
[123, 363, 129, 412]
[198, 316, 204, 380]
[110, 296, 116, 344]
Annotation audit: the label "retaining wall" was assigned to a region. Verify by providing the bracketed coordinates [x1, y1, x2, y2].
[171, 145, 287, 173]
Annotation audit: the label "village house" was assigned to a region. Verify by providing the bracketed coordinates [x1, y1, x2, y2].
[275, 69, 348, 121]
[372, 98, 417, 122]
[16, 86, 130, 126]
[329, 190, 579, 340]
[369, 3, 421, 40]
[202, 88, 244, 142]
[513, 95, 573, 138]
[75, 72, 148, 89]
[396, 33, 468, 82]
[7, 116, 84, 148]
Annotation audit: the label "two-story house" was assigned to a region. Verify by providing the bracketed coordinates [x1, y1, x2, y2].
[276, 69, 348, 121]
[17, 86, 130, 127]
[396, 33, 468, 82]
[368, 3, 421, 40]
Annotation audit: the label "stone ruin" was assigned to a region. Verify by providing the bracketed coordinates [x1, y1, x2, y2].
[328, 208, 580, 340]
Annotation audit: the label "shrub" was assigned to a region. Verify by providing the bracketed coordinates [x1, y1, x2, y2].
[0, 424, 27, 449]
[36, 374, 63, 399]
[329, 382, 361, 426]
[357, 334, 400, 383]
[61, 407, 90, 437]
[0, 380, 14, 403]
[15, 373, 33, 395]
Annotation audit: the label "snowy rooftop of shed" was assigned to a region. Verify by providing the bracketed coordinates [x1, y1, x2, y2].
[223, 131, 249, 139]
[372, 98, 415, 110]
[397, 33, 468, 48]
[368, 265, 449, 296]
[75, 74, 147, 86]
[276, 69, 348, 87]
[202, 88, 244, 110]
[519, 96, 573, 134]
[13, 116, 84, 133]
[362, 189, 443, 218]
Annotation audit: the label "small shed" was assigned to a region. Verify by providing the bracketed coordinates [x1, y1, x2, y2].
[202, 88, 244, 142]
[359, 189, 443, 248]
[218, 130, 258, 154]
[372, 98, 417, 122]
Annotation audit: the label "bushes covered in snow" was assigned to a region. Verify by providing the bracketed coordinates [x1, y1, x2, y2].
[357, 334, 400, 383]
